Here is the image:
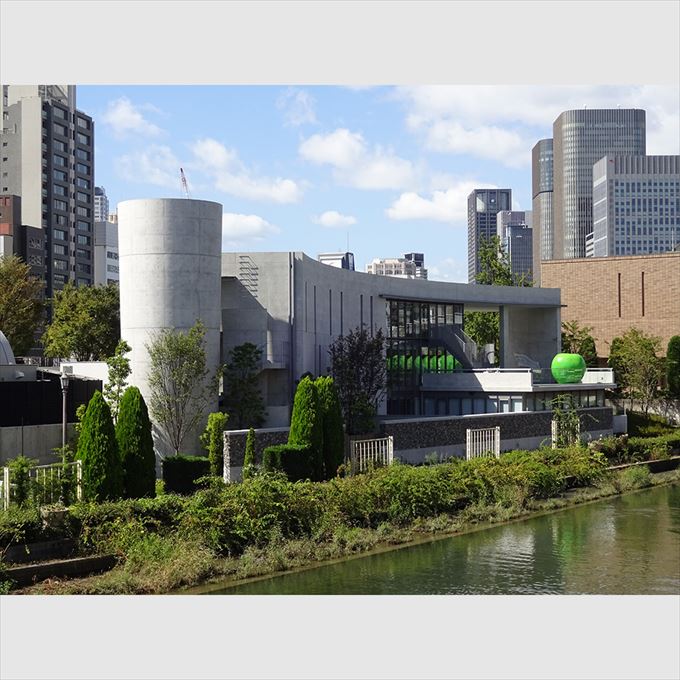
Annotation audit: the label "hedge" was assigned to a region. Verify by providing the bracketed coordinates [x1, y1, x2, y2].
[262, 444, 315, 482]
[162, 456, 211, 495]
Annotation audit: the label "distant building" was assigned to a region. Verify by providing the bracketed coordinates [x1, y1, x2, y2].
[467, 188, 511, 283]
[366, 254, 428, 279]
[94, 186, 109, 223]
[497, 210, 534, 281]
[591, 155, 679, 257]
[531, 138, 554, 286]
[317, 251, 355, 271]
[94, 220, 119, 285]
[0, 194, 45, 283]
[552, 109, 646, 260]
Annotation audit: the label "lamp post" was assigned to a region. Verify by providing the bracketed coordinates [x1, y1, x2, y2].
[60, 374, 70, 451]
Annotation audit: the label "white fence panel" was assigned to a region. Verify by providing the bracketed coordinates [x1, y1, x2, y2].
[465, 426, 501, 460]
[1, 460, 82, 510]
[350, 436, 394, 475]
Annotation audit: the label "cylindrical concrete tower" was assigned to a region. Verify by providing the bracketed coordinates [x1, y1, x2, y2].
[118, 198, 223, 457]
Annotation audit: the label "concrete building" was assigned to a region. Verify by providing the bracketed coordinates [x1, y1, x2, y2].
[552, 109, 646, 260]
[0, 85, 95, 297]
[591, 155, 680, 257]
[94, 186, 109, 223]
[497, 211, 533, 281]
[541, 251, 680, 358]
[317, 251, 355, 270]
[366, 254, 428, 279]
[118, 198, 223, 457]
[467, 188, 511, 283]
[93, 219, 119, 285]
[531, 138, 554, 286]
[0, 194, 46, 285]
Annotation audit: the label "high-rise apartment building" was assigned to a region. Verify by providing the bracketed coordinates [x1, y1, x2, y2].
[403, 252, 427, 280]
[94, 219, 119, 285]
[552, 109, 645, 260]
[94, 186, 109, 222]
[366, 253, 428, 279]
[467, 188, 511, 283]
[0, 85, 95, 298]
[531, 139, 553, 285]
[591, 155, 679, 257]
[497, 210, 533, 282]
[0, 194, 45, 283]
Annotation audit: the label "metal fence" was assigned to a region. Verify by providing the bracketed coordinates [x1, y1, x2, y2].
[465, 426, 501, 460]
[1, 460, 82, 510]
[551, 419, 581, 449]
[349, 436, 394, 475]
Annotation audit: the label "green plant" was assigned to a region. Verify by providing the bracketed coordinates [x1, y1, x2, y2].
[617, 465, 652, 491]
[116, 386, 156, 499]
[200, 411, 229, 476]
[315, 376, 345, 479]
[8, 455, 36, 508]
[222, 343, 266, 429]
[550, 395, 582, 448]
[561, 320, 598, 367]
[242, 428, 256, 480]
[52, 444, 77, 506]
[104, 339, 132, 423]
[262, 444, 315, 482]
[76, 390, 123, 502]
[627, 411, 676, 437]
[162, 456, 211, 495]
[667, 335, 680, 399]
[288, 376, 324, 480]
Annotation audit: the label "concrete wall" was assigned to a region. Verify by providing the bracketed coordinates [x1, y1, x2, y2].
[0, 423, 77, 465]
[118, 198, 223, 456]
[223, 426, 289, 482]
[501, 305, 561, 369]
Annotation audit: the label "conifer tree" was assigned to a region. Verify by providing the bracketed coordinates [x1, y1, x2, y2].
[200, 411, 229, 476]
[315, 376, 345, 479]
[288, 376, 324, 480]
[242, 427, 256, 480]
[116, 386, 156, 498]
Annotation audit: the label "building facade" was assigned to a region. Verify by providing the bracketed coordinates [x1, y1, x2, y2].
[317, 251, 355, 270]
[467, 188, 511, 283]
[94, 186, 109, 223]
[0, 194, 45, 284]
[552, 109, 646, 260]
[497, 211, 533, 281]
[1, 85, 95, 298]
[531, 138, 554, 286]
[541, 251, 680, 357]
[591, 155, 679, 257]
[366, 254, 428, 279]
[93, 219, 119, 285]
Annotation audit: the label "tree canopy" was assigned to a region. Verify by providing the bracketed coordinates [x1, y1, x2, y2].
[222, 342, 266, 429]
[666, 335, 680, 399]
[43, 282, 120, 361]
[0, 254, 44, 356]
[561, 320, 598, 367]
[104, 339, 132, 424]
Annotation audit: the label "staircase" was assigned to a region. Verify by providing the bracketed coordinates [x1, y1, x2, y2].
[429, 325, 487, 369]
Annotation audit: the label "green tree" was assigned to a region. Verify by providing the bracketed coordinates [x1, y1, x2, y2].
[242, 427, 256, 480]
[43, 282, 120, 360]
[76, 390, 123, 501]
[666, 335, 680, 399]
[315, 376, 345, 478]
[561, 320, 598, 367]
[288, 376, 324, 480]
[116, 387, 156, 499]
[329, 327, 386, 435]
[0, 254, 44, 355]
[104, 339, 132, 424]
[146, 320, 219, 456]
[222, 342, 266, 429]
[200, 411, 229, 476]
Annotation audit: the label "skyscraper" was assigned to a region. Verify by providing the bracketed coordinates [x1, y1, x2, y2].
[94, 186, 109, 222]
[552, 108, 646, 259]
[497, 210, 533, 282]
[531, 138, 553, 285]
[467, 188, 511, 283]
[0, 85, 95, 298]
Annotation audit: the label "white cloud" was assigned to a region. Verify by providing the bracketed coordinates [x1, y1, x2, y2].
[190, 137, 303, 204]
[221, 213, 280, 250]
[102, 97, 163, 138]
[312, 210, 357, 228]
[386, 181, 497, 223]
[276, 87, 318, 127]
[299, 128, 416, 190]
[115, 145, 180, 188]
[428, 257, 468, 283]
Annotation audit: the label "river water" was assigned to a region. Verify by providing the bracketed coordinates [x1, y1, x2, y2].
[207, 484, 680, 595]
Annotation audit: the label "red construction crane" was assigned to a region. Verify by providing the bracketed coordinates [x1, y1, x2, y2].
[180, 167, 190, 198]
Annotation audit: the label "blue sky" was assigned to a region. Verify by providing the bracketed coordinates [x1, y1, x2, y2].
[78, 85, 679, 282]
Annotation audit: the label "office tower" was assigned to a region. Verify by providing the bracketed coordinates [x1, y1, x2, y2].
[592, 155, 680, 257]
[0, 194, 46, 282]
[94, 186, 109, 222]
[0, 85, 95, 298]
[497, 210, 533, 281]
[94, 219, 119, 285]
[552, 108, 645, 260]
[366, 254, 428, 279]
[531, 138, 553, 285]
[317, 251, 355, 270]
[467, 188, 511, 283]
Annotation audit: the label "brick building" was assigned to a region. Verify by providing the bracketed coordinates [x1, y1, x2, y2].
[541, 252, 680, 357]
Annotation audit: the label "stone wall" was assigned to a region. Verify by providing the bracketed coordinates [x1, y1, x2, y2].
[223, 427, 289, 480]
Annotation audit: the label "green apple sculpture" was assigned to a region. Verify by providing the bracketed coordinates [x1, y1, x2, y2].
[551, 353, 586, 384]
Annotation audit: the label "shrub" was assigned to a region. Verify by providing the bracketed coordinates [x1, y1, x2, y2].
[76, 391, 123, 502]
[288, 377, 324, 480]
[242, 428, 256, 480]
[667, 335, 680, 399]
[589, 435, 629, 464]
[162, 456, 211, 495]
[627, 411, 676, 437]
[262, 444, 315, 482]
[200, 412, 229, 476]
[315, 376, 345, 479]
[617, 465, 652, 491]
[7, 455, 36, 508]
[116, 387, 156, 499]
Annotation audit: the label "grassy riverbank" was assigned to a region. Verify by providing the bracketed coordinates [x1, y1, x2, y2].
[10, 452, 680, 595]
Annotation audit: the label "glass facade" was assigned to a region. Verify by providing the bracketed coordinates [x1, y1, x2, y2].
[532, 138, 554, 281]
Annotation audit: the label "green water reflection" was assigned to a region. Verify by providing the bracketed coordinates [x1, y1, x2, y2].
[209, 484, 680, 595]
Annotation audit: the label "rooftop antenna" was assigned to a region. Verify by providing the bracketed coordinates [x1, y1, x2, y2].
[180, 167, 190, 199]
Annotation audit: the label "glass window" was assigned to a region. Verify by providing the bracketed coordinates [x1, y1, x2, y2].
[77, 277, 89, 286]
[53, 199, 67, 210]
[53, 184, 67, 196]
[76, 177, 90, 189]
[461, 398, 473, 415]
[53, 140, 66, 152]
[473, 397, 485, 414]
[53, 169, 67, 181]
[53, 273, 67, 285]
[53, 122, 67, 136]
[76, 220, 90, 231]
[76, 149, 90, 161]
[53, 107, 66, 120]
[77, 234, 90, 245]
[511, 396, 523, 412]
[445, 305, 454, 325]
[77, 117, 89, 129]
[76, 191, 89, 203]
[53, 258, 67, 271]
[76, 248, 88, 259]
[448, 398, 460, 416]
[53, 228, 66, 240]
[76, 132, 90, 145]
[53, 244, 67, 255]
[53, 154, 66, 167]
[76, 162, 89, 174]
[53, 214, 66, 225]
[76, 263, 91, 274]
[76, 206, 90, 217]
